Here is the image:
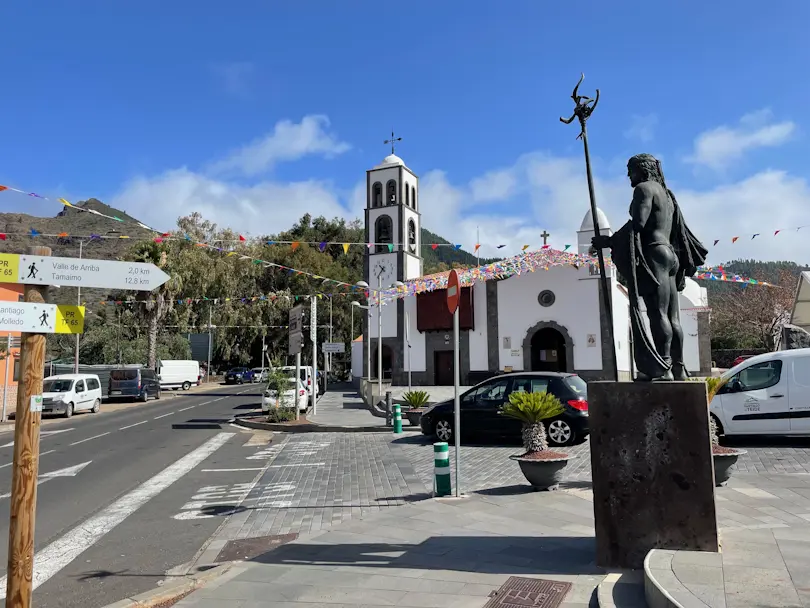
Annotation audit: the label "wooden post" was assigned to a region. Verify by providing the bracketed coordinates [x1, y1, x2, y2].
[6, 246, 50, 608]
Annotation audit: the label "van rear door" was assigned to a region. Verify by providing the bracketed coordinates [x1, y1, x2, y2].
[110, 369, 139, 396]
[789, 355, 810, 431]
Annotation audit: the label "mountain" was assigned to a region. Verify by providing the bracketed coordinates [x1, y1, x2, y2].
[420, 227, 496, 274]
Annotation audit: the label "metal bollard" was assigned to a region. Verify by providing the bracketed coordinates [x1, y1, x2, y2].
[433, 442, 451, 497]
[385, 391, 392, 426]
[393, 404, 402, 434]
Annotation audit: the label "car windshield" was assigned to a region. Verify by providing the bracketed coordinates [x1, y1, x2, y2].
[43, 379, 73, 392]
[564, 375, 587, 397]
[110, 369, 138, 381]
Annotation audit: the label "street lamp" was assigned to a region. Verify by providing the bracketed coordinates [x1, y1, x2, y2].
[351, 301, 369, 384]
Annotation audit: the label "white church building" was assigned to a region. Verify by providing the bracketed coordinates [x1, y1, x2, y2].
[355, 152, 712, 385]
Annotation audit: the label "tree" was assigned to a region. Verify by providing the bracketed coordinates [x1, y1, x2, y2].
[711, 269, 796, 351]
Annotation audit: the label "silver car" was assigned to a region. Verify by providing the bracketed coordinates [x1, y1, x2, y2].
[251, 368, 269, 383]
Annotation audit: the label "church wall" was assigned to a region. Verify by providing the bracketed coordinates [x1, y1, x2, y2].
[679, 294, 700, 374]
[496, 266, 603, 372]
[403, 296, 426, 372]
[405, 252, 421, 279]
[469, 281, 489, 371]
[611, 282, 632, 375]
[369, 298, 398, 339]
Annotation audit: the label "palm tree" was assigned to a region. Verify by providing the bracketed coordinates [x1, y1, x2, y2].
[500, 391, 564, 453]
[132, 241, 179, 369]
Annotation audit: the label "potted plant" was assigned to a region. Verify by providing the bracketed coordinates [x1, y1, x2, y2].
[500, 391, 571, 491]
[402, 390, 430, 425]
[703, 376, 746, 486]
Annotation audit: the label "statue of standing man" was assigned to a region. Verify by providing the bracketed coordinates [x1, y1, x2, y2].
[593, 154, 708, 381]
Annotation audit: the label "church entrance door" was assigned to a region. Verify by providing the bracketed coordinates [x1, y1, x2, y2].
[530, 328, 567, 373]
[434, 351, 454, 386]
[373, 345, 394, 379]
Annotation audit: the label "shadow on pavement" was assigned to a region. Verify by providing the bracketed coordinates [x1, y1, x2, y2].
[722, 435, 810, 448]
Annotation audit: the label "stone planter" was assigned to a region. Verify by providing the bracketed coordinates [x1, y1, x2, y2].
[510, 454, 570, 491]
[713, 449, 746, 486]
[404, 409, 423, 426]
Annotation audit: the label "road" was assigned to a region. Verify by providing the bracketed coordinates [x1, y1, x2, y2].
[0, 382, 271, 608]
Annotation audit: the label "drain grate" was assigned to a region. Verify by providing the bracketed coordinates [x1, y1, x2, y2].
[483, 576, 572, 608]
[215, 533, 298, 562]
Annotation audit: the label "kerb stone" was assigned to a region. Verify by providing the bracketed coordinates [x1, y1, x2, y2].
[589, 381, 718, 568]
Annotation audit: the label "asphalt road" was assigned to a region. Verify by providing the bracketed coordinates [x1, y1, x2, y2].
[0, 383, 271, 608]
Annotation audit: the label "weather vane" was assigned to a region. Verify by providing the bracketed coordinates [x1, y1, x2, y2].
[560, 73, 600, 140]
[384, 130, 402, 155]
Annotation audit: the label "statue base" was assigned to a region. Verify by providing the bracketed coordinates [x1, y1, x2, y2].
[588, 381, 718, 569]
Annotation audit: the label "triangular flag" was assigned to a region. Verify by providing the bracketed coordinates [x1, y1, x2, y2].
[58, 198, 73, 207]
[291, 242, 300, 251]
[497, 244, 506, 249]
[774, 230, 781, 236]
[563, 244, 570, 251]
[713, 239, 719, 246]
[542, 245, 550, 249]
[30, 229, 40, 236]
[154, 237, 163, 243]
[367, 243, 373, 249]
[266, 240, 275, 246]
[387, 243, 394, 253]
[28, 192, 43, 198]
[431, 243, 438, 250]
[454, 244, 462, 250]
[474, 244, 480, 252]
[239, 234, 246, 242]
[342, 243, 350, 254]
[521, 245, 529, 251]
[751, 234, 759, 240]
[319, 241, 327, 252]
[732, 237, 739, 243]
[119, 235, 130, 239]
[57, 232, 68, 237]
[0, 234, 6, 241]
[0, 186, 7, 192]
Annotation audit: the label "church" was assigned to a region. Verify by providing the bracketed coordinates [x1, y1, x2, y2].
[354, 151, 712, 386]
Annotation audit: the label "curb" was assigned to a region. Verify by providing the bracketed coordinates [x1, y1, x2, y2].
[231, 416, 420, 434]
[643, 550, 687, 608]
[101, 563, 233, 608]
[596, 570, 645, 607]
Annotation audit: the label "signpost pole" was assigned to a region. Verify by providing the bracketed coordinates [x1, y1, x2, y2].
[207, 304, 213, 383]
[453, 306, 460, 498]
[405, 311, 412, 392]
[6, 245, 50, 608]
[295, 352, 301, 421]
[73, 239, 83, 374]
[311, 296, 317, 416]
[2, 334, 11, 423]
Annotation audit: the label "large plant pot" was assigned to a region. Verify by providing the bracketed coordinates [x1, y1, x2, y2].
[713, 449, 746, 486]
[404, 409, 422, 426]
[510, 454, 570, 491]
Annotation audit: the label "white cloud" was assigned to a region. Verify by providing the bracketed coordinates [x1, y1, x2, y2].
[208, 115, 351, 177]
[210, 61, 255, 99]
[469, 169, 518, 202]
[624, 114, 658, 143]
[685, 109, 796, 171]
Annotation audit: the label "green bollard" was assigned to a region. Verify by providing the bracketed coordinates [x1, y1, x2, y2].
[393, 404, 402, 434]
[433, 441, 451, 497]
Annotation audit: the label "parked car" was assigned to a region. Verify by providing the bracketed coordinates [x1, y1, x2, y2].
[419, 372, 589, 447]
[277, 366, 318, 405]
[251, 368, 269, 383]
[108, 368, 161, 402]
[225, 367, 254, 384]
[710, 348, 810, 437]
[732, 354, 754, 367]
[157, 359, 200, 390]
[262, 378, 309, 413]
[42, 374, 103, 418]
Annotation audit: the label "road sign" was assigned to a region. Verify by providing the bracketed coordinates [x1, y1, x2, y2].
[0, 302, 85, 334]
[0, 254, 170, 291]
[310, 298, 317, 341]
[288, 305, 303, 355]
[447, 269, 460, 314]
[322, 342, 345, 354]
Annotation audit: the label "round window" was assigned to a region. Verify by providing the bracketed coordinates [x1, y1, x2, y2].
[538, 290, 556, 308]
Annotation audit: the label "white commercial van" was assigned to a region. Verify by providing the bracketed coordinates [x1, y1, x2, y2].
[277, 365, 318, 405]
[710, 348, 810, 437]
[157, 360, 200, 390]
[42, 374, 103, 417]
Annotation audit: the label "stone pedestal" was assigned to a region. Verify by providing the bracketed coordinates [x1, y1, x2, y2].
[589, 381, 718, 569]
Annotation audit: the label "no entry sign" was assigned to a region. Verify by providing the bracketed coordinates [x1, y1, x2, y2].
[446, 269, 460, 314]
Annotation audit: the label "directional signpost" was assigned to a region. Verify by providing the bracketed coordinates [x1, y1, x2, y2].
[447, 269, 461, 498]
[322, 342, 345, 354]
[289, 304, 304, 421]
[2, 245, 169, 608]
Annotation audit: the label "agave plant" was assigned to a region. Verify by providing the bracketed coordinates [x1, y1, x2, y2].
[403, 390, 430, 408]
[500, 392, 565, 453]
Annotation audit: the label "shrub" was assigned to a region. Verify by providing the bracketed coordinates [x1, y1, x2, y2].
[266, 407, 297, 423]
[403, 390, 430, 408]
[500, 391, 564, 453]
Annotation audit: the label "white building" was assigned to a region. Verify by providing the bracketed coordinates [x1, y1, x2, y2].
[357, 152, 712, 385]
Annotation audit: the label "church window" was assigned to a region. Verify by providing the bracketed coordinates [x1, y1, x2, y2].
[371, 182, 382, 208]
[408, 219, 417, 253]
[538, 290, 556, 308]
[375, 215, 393, 253]
[411, 185, 417, 210]
[405, 184, 410, 207]
[386, 180, 397, 205]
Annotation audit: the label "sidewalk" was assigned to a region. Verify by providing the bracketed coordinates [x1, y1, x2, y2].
[308, 387, 389, 428]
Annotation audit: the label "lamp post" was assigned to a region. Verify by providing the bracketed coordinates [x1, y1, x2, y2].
[351, 301, 369, 383]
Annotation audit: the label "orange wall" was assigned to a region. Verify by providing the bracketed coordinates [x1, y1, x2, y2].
[0, 284, 24, 387]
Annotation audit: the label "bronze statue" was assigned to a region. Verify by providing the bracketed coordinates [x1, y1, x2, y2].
[592, 154, 707, 381]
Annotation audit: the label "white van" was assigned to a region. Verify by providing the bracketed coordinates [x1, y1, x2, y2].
[42, 374, 103, 418]
[277, 365, 318, 405]
[157, 360, 200, 390]
[710, 348, 810, 436]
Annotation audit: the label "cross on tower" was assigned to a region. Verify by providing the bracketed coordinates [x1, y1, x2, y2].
[540, 230, 551, 246]
[384, 130, 402, 155]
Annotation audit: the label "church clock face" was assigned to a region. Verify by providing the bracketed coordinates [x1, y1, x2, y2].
[373, 259, 395, 287]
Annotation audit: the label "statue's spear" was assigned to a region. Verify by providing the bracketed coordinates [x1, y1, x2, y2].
[560, 73, 618, 381]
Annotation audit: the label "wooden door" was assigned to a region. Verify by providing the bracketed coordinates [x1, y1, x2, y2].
[434, 351, 454, 386]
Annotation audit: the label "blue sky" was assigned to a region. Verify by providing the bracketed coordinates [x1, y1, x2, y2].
[1, 0, 809, 265]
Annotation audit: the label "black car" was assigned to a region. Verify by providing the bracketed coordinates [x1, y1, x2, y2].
[108, 368, 161, 402]
[419, 372, 589, 447]
[224, 367, 254, 384]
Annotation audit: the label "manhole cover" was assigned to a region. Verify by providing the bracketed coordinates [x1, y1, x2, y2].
[483, 577, 572, 608]
[215, 533, 298, 562]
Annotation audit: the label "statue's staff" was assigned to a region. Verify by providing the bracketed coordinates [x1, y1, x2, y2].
[560, 73, 618, 381]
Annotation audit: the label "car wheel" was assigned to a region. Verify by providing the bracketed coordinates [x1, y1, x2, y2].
[546, 419, 575, 447]
[155, 389, 161, 400]
[91, 399, 100, 414]
[140, 391, 149, 403]
[434, 418, 453, 443]
[64, 402, 74, 418]
[182, 381, 191, 391]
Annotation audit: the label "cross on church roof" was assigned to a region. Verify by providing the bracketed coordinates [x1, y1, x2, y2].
[541, 230, 551, 245]
[384, 130, 402, 155]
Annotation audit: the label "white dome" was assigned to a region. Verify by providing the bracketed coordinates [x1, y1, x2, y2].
[374, 154, 405, 169]
[579, 208, 610, 232]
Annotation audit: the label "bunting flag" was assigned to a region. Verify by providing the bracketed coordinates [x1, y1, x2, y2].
[342, 243, 350, 254]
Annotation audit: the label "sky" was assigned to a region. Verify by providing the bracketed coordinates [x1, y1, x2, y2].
[1, 1, 809, 268]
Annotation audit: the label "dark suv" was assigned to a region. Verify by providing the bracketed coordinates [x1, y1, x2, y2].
[108, 368, 161, 402]
[419, 372, 589, 446]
